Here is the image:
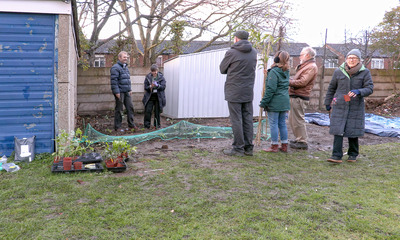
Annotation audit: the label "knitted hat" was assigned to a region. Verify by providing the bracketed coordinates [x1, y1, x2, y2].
[346, 49, 361, 59]
[234, 30, 249, 40]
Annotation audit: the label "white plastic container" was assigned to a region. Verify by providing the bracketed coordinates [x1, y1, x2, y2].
[0, 155, 7, 164]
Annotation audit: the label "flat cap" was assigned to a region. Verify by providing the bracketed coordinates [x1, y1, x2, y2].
[234, 30, 249, 40]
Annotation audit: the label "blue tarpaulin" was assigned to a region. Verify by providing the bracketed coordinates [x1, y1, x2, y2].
[305, 113, 400, 138]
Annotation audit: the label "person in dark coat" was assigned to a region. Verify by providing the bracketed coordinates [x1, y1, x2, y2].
[110, 51, 136, 131]
[219, 30, 257, 156]
[142, 64, 166, 129]
[324, 49, 374, 163]
[259, 51, 291, 153]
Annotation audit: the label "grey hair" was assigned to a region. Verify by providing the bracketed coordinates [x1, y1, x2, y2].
[302, 47, 316, 58]
[118, 51, 128, 58]
[150, 64, 159, 72]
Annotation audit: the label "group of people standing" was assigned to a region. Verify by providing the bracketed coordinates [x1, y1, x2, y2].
[109, 30, 374, 164]
[220, 30, 373, 163]
[110, 51, 166, 132]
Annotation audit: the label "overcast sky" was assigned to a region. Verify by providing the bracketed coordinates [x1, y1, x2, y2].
[286, 0, 399, 47]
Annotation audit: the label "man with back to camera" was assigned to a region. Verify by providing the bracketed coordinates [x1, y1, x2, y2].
[288, 47, 318, 150]
[219, 30, 257, 156]
[110, 51, 136, 132]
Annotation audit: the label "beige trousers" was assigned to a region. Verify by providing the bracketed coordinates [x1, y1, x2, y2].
[288, 97, 309, 143]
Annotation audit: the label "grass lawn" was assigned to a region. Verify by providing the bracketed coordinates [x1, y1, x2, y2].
[1, 142, 400, 239]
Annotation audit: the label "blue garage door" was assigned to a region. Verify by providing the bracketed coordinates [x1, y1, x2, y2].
[0, 13, 56, 156]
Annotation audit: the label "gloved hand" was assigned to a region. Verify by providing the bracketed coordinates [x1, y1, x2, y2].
[350, 89, 360, 95]
[259, 104, 268, 111]
[326, 105, 331, 111]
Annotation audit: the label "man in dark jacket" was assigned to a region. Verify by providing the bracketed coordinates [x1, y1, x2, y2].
[219, 30, 257, 156]
[110, 51, 136, 131]
[142, 64, 166, 129]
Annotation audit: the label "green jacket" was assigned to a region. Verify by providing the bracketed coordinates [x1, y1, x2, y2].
[259, 66, 290, 112]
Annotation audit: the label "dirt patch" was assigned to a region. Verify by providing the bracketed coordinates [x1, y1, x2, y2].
[77, 96, 400, 176]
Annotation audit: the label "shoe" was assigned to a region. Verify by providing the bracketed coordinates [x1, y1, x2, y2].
[289, 141, 308, 150]
[289, 140, 297, 144]
[244, 149, 253, 156]
[327, 158, 342, 163]
[262, 144, 279, 153]
[129, 125, 138, 130]
[279, 143, 288, 153]
[223, 149, 244, 157]
[347, 156, 357, 162]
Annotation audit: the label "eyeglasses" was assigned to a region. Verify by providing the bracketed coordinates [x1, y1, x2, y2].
[347, 57, 359, 60]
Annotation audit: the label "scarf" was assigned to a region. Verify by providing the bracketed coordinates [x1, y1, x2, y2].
[345, 62, 362, 76]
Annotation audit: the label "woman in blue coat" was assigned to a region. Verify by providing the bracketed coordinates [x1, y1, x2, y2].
[324, 49, 374, 163]
[259, 51, 291, 152]
[142, 64, 166, 129]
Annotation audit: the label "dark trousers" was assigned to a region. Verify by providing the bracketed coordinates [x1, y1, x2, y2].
[114, 92, 134, 130]
[144, 93, 161, 128]
[228, 101, 254, 153]
[332, 135, 359, 159]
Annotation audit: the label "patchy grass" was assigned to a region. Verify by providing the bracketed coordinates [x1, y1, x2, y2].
[1, 143, 400, 239]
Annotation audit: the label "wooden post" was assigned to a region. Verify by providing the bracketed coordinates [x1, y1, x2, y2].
[319, 29, 328, 110]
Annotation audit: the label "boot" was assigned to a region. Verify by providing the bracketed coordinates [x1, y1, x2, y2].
[262, 144, 279, 153]
[279, 143, 288, 153]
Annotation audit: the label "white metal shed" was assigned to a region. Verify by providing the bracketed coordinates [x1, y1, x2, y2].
[163, 48, 271, 118]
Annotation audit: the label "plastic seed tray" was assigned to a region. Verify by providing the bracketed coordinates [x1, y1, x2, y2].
[74, 152, 103, 164]
[51, 162, 104, 173]
[106, 161, 127, 173]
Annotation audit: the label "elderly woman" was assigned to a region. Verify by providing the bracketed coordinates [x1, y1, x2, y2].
[324, 49, 374, 163]
[259, 51, 291, 153]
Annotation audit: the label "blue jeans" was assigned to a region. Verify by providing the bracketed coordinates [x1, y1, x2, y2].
[267, 111, 288, 144]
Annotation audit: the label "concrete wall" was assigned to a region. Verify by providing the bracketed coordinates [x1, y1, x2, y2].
[77, 67, 149, 115]
[78, 67, 400, 115]
[57, 14, 78, 132]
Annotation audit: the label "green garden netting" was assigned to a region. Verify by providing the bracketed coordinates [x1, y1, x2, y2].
[84, 120, 270, 145]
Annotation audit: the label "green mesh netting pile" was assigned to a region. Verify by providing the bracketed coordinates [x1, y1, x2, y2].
[84, 120, 270, 145]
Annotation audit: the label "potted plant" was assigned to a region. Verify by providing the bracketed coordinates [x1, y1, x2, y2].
[52, 128, 94, 171]
[103, 139, 137, 172]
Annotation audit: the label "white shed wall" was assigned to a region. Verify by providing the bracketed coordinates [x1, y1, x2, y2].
[163, 48, 270, 118]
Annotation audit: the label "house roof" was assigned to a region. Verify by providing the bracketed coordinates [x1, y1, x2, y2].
[94, 39, 232, 55]
[95, 39, 313, 57]
[270, 42, 310, 56]
[325, 43, 389, 58]
[314, 47, 338, 58]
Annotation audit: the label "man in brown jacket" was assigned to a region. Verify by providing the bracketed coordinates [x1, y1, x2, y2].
[288, 47, 318, 150]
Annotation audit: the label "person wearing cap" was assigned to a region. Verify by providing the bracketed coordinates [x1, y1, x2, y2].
[288, 47, 318, 150]
[142, 64, 166, 129]
[324, 49, 374, 163]
[219, 30, 257, 156]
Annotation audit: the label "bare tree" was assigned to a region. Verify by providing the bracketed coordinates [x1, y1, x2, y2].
[371, 5, 400, 91]
[77, 0, 292, 67]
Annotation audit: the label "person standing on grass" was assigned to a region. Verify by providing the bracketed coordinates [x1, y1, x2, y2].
[288, 47, 318, 150]
[324, 49, 373, 163]
[142, 64, 166, 129]
[259, 51, 291, 153]
[110, 51, 136, 132]
[219, 30, 257, 157]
